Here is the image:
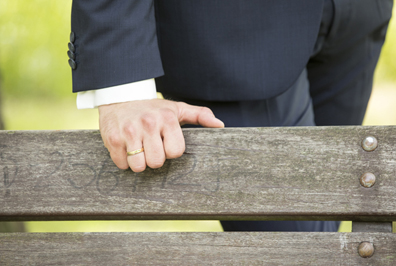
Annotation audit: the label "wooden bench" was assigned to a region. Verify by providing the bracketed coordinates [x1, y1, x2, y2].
[0, 127, 395, 265]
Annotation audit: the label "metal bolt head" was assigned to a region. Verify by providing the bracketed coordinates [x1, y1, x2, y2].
[362, 136, 378, 152]
[360, 173, 376, 188]
[358, 242, 374, 258]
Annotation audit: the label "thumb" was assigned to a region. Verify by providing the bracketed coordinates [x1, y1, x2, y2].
[176, 102, 225, 128]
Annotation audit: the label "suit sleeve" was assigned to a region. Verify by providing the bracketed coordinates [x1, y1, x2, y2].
[70, 0, 164, 93]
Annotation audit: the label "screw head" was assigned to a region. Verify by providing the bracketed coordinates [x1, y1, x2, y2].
[358, 242, 374, 258]
[360, 173, 376, 188]
[362, 136, 378, 152]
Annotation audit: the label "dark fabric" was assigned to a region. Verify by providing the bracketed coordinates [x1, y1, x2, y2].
[164, 68, 314, 128]
[221, 220, 340, 232]
[308, 0, 393, 126]
[169, 69, 339, 232]
[166, 0, 393, 232]
[71, 0, 164, 92]
[154, 0, 323, 100]
[71, 0, 393, 232]
[0, 222, 25, 233]
[71, 0, 323, 97]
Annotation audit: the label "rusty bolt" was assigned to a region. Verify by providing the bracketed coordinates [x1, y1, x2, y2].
[358, 242, 374, 258]
[362, 136, 378, 152]
[360, 173, 376, 188]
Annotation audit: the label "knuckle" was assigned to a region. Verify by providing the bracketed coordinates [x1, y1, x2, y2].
[117, 163, 129, 170]
[200, 106, 213, 115]
[122, 124, 136, 138]
[160, 108, 176, 121]
[131, 164, 146, 173]
[107, 133, 123, 147]
[141, 113, 158, 132]
[147, 158, 165, 169]
[166, 146, 185, 159]
[109, 153, 128, 170]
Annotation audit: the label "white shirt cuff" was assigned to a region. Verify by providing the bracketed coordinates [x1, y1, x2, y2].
[76, 79, 158, 109]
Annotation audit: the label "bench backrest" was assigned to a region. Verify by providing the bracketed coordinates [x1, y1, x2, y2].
[0, 127, 395, 265]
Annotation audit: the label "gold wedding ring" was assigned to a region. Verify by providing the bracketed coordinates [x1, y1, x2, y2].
[127, 148, 144, 156]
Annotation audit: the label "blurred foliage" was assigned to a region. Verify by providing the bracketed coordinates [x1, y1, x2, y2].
[3, 98, 99, 130]
[0, 0, 72, 99]
[375, 5, 396, 84]
[25, 221, 222, 233]
[0, 0, 395, 101]
[0, 0, 395, 232]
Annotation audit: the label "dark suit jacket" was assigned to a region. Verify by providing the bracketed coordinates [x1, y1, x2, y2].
[71, 0, 324, 101]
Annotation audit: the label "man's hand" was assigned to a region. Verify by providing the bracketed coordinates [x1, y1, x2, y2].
[98, 99, 224, 172]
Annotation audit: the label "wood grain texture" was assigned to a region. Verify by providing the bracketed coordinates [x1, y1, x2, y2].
[1, 127, 396, 221]
[1, 232, 396, 265]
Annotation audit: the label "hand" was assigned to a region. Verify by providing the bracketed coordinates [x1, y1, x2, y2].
[98, 99, 224, 172]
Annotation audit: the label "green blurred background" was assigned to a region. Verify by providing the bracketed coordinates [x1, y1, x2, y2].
[0, 1, 395, 233]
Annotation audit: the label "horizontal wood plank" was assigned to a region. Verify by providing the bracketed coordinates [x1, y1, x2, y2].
[1, 127, 396, 221]
[1, 232, 395, 265]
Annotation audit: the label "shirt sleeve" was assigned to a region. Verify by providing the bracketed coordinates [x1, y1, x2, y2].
[76, 78, 158, 109]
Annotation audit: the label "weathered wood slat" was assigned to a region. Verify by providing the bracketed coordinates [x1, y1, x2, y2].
[1, 127, 396, 221]
[1, 232, 395, 265]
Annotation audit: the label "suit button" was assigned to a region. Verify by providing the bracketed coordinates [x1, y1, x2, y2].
[68, 42, 75, 52]
[67, 50, 75, 60]
[68, 59, 77, 70]
[70, 32, 75, 43]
